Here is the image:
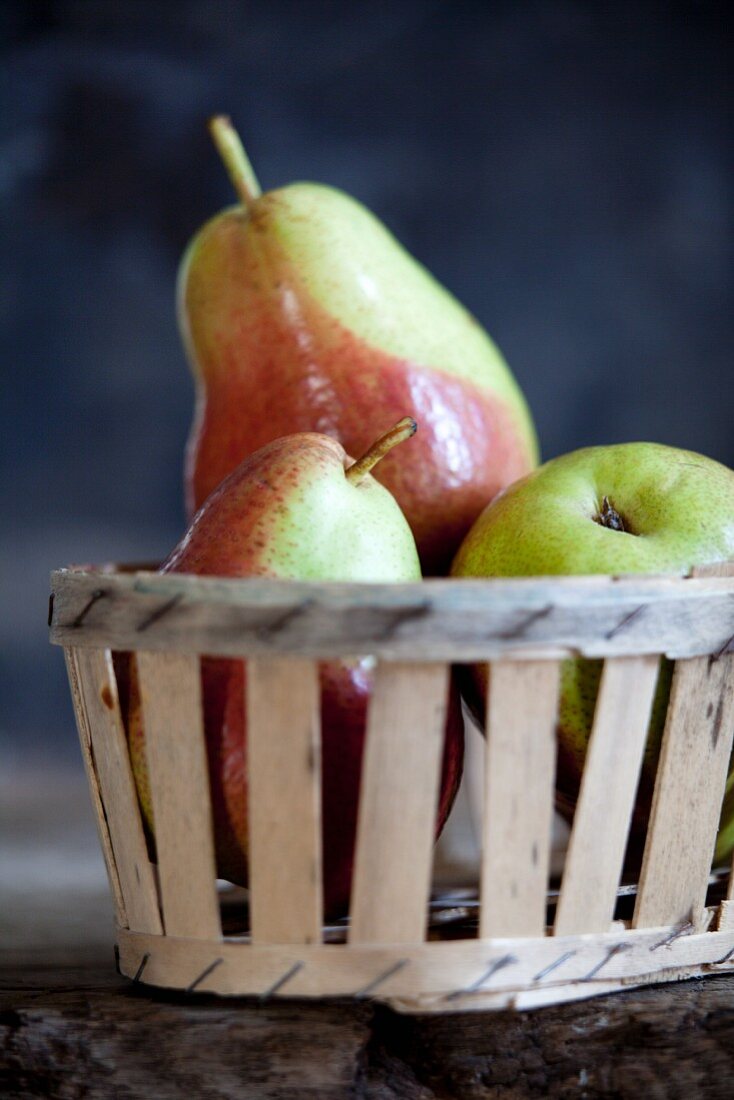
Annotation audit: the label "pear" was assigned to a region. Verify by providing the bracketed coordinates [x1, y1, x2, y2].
[178, 116, 538, 575]
[451, 442, 734, 867]
[128, 420, 465, 914]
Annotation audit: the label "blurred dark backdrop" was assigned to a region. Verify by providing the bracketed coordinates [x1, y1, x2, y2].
[2, 1, 731, 766]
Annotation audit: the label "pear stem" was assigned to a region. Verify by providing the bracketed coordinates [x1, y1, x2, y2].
[209, 115, 262, 211]
[345, 417, 418, 485]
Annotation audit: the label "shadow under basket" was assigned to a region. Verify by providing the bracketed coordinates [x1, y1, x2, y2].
[49, 563, 734, 1014]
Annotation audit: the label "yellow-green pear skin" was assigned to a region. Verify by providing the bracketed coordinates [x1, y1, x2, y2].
[451, 442, 734, 866]
[128, 424, 465, 915]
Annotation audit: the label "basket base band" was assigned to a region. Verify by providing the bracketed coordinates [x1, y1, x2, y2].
[115, 924, 734, 1013]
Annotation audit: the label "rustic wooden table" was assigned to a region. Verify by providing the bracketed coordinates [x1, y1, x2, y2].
[3, 770, 734, 1098]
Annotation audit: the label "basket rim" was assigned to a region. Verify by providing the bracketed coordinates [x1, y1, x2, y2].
[49, 563, 734, 661]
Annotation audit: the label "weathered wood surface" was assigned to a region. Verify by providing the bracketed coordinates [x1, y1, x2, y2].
[4, 770, 734, 1097]
[3, 963, 734, 1098]
[247, 658, 323, 945]
[634, 562, 734, 931]
[349, 663, 449, 945]
[479, 661, 560, 938]
[136, 651, 220, 940]
[66, 647, 163, 935]
[49, 567, 734, 661]
[554, 655, 659, 936]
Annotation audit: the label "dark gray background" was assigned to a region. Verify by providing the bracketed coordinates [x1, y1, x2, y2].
[2, 1, 731, 766]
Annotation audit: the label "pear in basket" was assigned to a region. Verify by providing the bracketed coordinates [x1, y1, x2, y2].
[177, 116, 537, 575]
[127, 420, 464, 915]
[451, 442, 734, 865]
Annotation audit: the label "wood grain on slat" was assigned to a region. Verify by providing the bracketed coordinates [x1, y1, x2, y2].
[136, 651, 220, 939]
[49, 568, 734, 662]
[68, 647, 162, 934]
[247, 658, 323, 945]
[634, 563, 734, 930]
[632, 648, 734, 929]
[554, 656, 660, 936]
[63, 647, 128, 927]
[349, 663, 450, 945]
[480, 661, 560, 939]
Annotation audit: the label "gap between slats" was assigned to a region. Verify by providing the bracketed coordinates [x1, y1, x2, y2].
[67, 647, 162, 934]
[349, 662, 450, 945]
[480, 660, 560, 939]
[136, 650, 220, 940]
[247, 657, 323, 945]
[554, 655, 660, 936]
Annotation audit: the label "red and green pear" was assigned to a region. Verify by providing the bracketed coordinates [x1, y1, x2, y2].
[128, 421, 464, 915]
[178, 116, 538, 575]
[450, 442, 734, 865]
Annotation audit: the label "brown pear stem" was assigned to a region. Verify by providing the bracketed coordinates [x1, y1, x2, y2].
[345, 417, 418, 485]
[209, 115, 262, 210]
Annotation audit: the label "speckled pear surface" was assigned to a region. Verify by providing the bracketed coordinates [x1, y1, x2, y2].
[128, 430, 464, 914]
[451, 442, 734, 865]
[179, 122, 537, 574]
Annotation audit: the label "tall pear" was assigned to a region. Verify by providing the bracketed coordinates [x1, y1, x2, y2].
[128, 420, 465, 915]
[178, 116, 538, 574]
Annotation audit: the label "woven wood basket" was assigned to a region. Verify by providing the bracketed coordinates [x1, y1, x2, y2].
[49, 562, 734, 1013]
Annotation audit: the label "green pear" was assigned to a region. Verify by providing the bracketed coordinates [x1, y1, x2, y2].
[178, 116, 538, 574]
[451, 442, 734, 864]
[128, 419, 465, 914]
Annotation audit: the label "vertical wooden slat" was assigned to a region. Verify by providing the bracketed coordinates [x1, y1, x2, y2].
[632, 648, 734, 929]
[247, 657, 322, 945]
[554, 655, 660, 935]
[136, 651, 220, 939]
[480, 660, 560, 939]
[67, 646, 162, 934]
[349, 662, 450, 945]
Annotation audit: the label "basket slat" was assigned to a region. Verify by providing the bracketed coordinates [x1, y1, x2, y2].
[633, 648, 734, 929]
[67, 647, 162, 934]
[64, 647, 127, 927]
[554, 655, 660, 936]
[349, 663, 450, 944]
[136, 651, 220, 939]
[246, 657, 323, 945]
[479, 660, 560, 938]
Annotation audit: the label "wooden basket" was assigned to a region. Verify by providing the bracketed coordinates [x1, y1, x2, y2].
[49, 563, 734, 1013]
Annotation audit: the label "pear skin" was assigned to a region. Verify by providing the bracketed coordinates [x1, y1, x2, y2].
[128, 425, 464, 915]
[178, 118, 538, 575]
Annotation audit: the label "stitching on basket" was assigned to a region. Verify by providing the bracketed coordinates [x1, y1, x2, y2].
[444, 954, 518, 1001]
[533, 950, 577, 982]
[711, 631, 734, 661]
[136, 593, 184, 632]
[650, 920, 694, 950]
[497, 604, 553, 640]
[69, 588, 107, 628]
[255, 600, 315, 640]
[186, 957, 224, 993]
[132, 953, 150, 982]
[260, 961, 304, 1001]
[354, 959, 409, 1000]
[581, 942, 632, 982]
[605, 604, 646, 640]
